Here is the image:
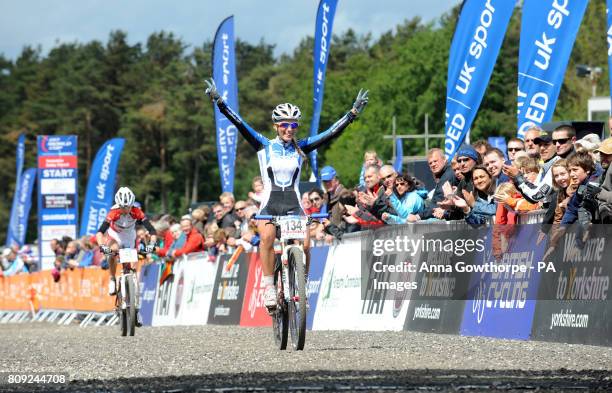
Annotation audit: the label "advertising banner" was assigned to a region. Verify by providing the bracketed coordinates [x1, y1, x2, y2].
[460, 224, 545, 340]
[213, 16, 239, 193]
[152, 259, 182, 326]
[404, 228, 471, 334]
[309, 0, 338, 179]
[175, 253, 219, 325]
[6, 134, 26, 246]
[12, 168, 37, 247]
[37, 135, 78, 270]
[79, 138, 125, 237]
[138, 262, 160, 326]
[240, 252, 272, 327]
[445, 0, 515, 158]
[532, 225, 612, 346]
[306, 246, 329, 330]
[208, 253, 249, 325]
[516, 0, 588, 138]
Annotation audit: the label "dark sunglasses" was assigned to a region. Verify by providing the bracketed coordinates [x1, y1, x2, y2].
[457, 157, 472, 164]
[395, 180, 408, 186]
[508, 147, 524, 152]
[553, 137, 570, 145]
[277, 122, 299, 130]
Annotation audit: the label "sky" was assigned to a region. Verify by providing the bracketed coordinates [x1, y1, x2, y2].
[0, 0, 460, 60]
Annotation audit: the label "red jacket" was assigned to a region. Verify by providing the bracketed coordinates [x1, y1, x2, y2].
[173, 228, 204, 257]
[156, 230, 175, 258]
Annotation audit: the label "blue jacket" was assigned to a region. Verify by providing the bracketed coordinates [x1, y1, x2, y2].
[465, 196, 497, 227]
[383, 191, 424, 224]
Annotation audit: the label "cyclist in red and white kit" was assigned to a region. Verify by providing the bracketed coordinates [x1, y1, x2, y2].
[95, 187, 157, 296]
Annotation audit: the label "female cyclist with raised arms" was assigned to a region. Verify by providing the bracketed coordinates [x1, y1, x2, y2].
[205, 78, 368, 310]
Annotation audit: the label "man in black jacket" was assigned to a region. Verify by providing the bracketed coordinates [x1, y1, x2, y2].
[416, 148, 459, 220]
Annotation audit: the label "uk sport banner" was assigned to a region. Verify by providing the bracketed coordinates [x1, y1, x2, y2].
[516, 0, 588, 139]
[79, 138, 125, 237]
[607, 1, 612, 109]
[13, 168, 36, 247]
[37, 135, 78, 270]
[6, 134, 26, 246]
[445, 0, 515, 158]
[213, 16, 239, 193]
[310, 0, 338, 181]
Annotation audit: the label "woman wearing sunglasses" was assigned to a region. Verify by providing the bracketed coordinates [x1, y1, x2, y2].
[381, 174, 423, 224]
[205, 78, 368, 308]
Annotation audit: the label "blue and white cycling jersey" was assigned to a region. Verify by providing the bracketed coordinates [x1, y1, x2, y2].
[217, 100, 356, 213]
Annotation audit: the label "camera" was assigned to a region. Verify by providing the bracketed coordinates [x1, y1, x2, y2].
[577, 181, 601, 201]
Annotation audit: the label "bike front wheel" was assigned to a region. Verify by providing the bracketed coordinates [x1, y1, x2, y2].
[288, 247, 307, 350]
[272, 255, 288, 350]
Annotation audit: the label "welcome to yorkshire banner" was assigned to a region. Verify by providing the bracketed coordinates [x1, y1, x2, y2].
[445, 0, 515, 159]
[6, 134, 26, 246]
[516, 0, 588, 139]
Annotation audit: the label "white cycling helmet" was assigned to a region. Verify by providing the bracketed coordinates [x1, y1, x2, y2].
[271, 103, 301, 122]
[115, 187, 135, 208]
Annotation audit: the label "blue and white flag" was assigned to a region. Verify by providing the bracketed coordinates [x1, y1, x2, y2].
[393, 138, 403, 173]
[517, 0, 588, 138]
[213, 16, 239, 193]
[607, 1, 612, 111]
[445, 0, 515, 159]
[80, 138, 125, 237]
[310, 0, 338, 181]
[6, 134, 26, 246]
[13, 168, 36, 246]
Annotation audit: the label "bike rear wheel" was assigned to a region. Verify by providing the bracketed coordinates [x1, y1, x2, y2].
[288, 247, 307, 350]
[272, 255, 288, 350]
[126, 274, 136, 336]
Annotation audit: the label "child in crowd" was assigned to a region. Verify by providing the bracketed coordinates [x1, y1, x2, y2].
[359, 150, 382, 187]
[247, 176, 264, 206]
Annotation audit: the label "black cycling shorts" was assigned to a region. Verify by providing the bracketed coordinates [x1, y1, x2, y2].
[259, 190, 304, 216]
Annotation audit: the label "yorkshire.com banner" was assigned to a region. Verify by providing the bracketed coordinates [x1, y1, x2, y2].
[310, 0, 338, 180]
[6, 134, 26, 246]
[516, 0, 588, 139]
[79, 138, 125, 237]
[213, 16, 239, 193]
[445, 0, 514, 158]
[13, 168, 36, 247]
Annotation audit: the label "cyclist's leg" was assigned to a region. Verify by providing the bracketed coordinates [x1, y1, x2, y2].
[257, 221, 276, 276]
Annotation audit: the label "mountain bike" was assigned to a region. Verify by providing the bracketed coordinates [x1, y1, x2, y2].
[256, 213, 327, 350]
[106, 248, 143, 336]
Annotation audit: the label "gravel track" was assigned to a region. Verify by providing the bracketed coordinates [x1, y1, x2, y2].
[0, 323, 610, 392]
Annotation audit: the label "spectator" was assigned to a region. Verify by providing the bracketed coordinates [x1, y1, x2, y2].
[439, 145, 479, 220]
[483, 148, 510, 185]
[538, 159, 576, 243]
[51, 255, 65, 282]
[203, 223, 219, 250]
[219, 192, 239, 228]
[346, 164, 385, 228]
[308, 188, 326, 214]
[247, 176, 264, 206]
[233, 200, 250, 237]
[301, 192, 314, 214]
[382, 173, 424, 224]
[451, 157, 464, 182]
[507, 138, 526, 163]
[416, 148, 458, 221]
[169, 216, 205, 258]
[191, 208, 207, 234]
[359, 150, 382, 188]
[166, 223, 186, 257]
[560, 152, 602, 226]
[321, 165, 346, 225]
[64, 240, 93, 269]
[552, 124, 577, 160]
[78, 236, 95, 267]
[575, 133, 601, 157]
[593, 137, 612, 223]
[523, 126, 543, 159]
[472, 140, 492, 160]
[154, 220, 174, 258]
[322, 189, 360, 240]
[1, 248, 25, 276]
[210, 203, 233, 229]
[452, 165, 497, 227]
[503, 131, 559, 206]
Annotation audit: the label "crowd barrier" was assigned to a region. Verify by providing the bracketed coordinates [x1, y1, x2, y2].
[1, 217, 610, 346]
